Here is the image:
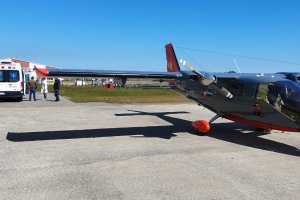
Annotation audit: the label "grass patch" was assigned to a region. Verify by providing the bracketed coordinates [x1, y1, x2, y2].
[56, 86, 190, 103]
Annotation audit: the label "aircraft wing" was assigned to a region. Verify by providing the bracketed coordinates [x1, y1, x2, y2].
[34, 67, 182, 79]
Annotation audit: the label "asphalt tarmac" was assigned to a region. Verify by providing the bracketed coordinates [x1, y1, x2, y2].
[0, 93, 299, 200]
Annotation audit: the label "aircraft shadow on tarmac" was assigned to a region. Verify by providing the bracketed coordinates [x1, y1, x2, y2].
[6, 110, 300, 157]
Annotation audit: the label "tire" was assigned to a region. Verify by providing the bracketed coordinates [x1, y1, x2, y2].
[17, 97, 23, 102]
[192, 127, 208, 136]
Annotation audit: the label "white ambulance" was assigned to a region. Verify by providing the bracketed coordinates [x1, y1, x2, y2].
[0, 61, 25, 101]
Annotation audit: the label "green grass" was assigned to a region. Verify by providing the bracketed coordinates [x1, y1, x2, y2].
[54, 86, 190, 103]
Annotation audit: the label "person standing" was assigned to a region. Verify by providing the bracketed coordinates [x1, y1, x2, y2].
[27, 76, 37, 101]
[53, 78, 60, 102]
[41, 77, 48, 100]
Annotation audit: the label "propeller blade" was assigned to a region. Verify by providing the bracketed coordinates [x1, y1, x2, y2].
[179, 59, 233, 99]
[180, 59, 204, 77]
[210, 84, 234, 98]
[180, 59, 214, 85]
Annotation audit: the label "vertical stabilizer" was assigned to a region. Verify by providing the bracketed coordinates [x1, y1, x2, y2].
[165, 43, 180, 72]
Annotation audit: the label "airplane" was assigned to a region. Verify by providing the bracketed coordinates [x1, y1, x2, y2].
[34, 43, 300, 134]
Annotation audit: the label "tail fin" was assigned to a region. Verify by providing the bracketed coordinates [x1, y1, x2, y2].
[165, 43, 180, 72]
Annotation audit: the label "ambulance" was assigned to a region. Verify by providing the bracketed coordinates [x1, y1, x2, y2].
[0, 61, 25, 101]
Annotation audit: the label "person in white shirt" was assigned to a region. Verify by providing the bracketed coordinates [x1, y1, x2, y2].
[41, 77, 48, 100]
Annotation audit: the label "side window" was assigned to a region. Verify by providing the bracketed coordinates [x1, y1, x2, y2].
[0, 71, 3, 82]
[189, 75, 198, 81]
[257, 83, 268, 100]
[218, 79, 244, 96]
[226, 81, 244, 96]
[7, 70, 19, 82]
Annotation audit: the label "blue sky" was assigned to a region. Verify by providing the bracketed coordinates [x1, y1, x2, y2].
[0, 0, 299, 72]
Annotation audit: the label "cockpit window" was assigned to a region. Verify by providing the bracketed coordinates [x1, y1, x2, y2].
[268, 81, 300, 121]
[258, 80, 300, 121]
[274, 81, 300, 100]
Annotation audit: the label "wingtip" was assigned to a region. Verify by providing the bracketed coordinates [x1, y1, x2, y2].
[34, 66, 49, 77]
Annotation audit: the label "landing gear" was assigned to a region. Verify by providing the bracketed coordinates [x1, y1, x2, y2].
[192, 120, 210, 135]
[192, 115, 219, 135]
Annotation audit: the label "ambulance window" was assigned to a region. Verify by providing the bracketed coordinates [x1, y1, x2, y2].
[7, 70, 19, 82]
[0, 71, 3, 82]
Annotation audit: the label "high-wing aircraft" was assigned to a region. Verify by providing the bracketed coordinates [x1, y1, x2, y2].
[34, 44, 300, 134]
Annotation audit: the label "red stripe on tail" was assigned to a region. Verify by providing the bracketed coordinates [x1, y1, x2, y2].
[165, 43, 180, 72]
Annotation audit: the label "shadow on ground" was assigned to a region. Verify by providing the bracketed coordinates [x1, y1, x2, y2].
[7, 110, 300, 157]
[0, 98, 21, 102]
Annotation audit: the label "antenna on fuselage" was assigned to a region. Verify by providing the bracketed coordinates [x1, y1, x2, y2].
[233, 57, 241, 73]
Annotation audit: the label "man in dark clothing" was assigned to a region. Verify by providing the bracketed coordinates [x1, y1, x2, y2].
[53, 78, 60, 102]
[267, 84, 282, 111]
[27, 76, 37, 101]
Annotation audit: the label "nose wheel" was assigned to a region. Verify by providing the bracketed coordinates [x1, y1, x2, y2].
[192, 120, 210, 134]
[192, 115, 219, 135]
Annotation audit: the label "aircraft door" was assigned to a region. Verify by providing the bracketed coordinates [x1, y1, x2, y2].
[257, 83, 283, 111]
[257, 82, 300, 124]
